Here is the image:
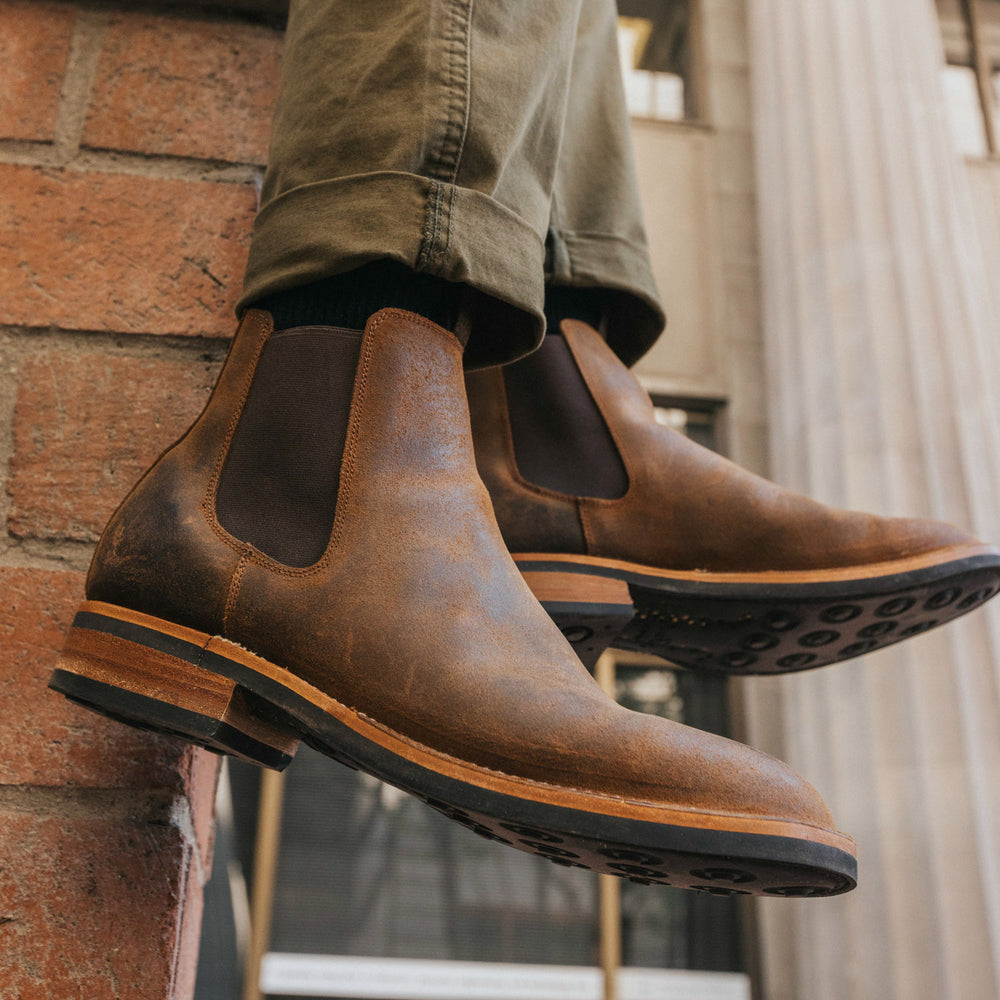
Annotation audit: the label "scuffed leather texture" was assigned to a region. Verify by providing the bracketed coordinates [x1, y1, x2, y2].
[468, 317, 975, 572]
[86, 308, 834, 826]
[465, 365, 587, 554]
[561, 321, 975, 571]
[86, 311, 273, 632]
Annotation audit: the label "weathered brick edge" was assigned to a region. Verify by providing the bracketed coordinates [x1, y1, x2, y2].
[0, 3, 282, 996]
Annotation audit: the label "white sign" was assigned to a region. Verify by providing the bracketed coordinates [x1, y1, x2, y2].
[260, 953, 751, 1000]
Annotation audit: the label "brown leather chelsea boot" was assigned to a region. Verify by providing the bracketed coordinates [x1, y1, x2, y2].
[50, 308, 855, 896]
[466, 319, 1000, 673]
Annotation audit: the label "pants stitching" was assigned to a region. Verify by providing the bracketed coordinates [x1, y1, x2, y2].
[418, 0, 472, 271]
[427, 0, 473, 185]
[418, 180, 447, 273]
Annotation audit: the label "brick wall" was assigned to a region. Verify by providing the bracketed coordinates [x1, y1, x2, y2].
[0, 3, 283, 996]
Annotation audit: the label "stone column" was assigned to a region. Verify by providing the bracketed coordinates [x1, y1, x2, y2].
[745, 1, 1000, 998]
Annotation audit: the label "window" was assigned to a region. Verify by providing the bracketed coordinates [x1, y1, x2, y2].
[651, 396, 723, 452]
[937, 0, 1000, 155]
[617, 1, 701, 122]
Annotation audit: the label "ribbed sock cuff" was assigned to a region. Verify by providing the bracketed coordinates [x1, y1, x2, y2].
[543, 286, 606, 336]
[251, 260, 466, 342]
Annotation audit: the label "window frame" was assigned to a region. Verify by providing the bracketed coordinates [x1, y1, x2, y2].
[943, 0, 1000, 155]
[617, 0, 709, 127]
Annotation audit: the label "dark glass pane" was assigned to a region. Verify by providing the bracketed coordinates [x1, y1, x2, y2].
[651, 397, 723, 453]
[270, 748, 599, 965]
[983, 0, 1000, 139]
[937, 0, 990, 154]
[938, 0, 974, 64]
[195, 761, 260, 1000]
[618, 0, 692, 77]
[617, 1, 697, 120]
[194, 813, 243, 1000]
[614, 663, 744, 973]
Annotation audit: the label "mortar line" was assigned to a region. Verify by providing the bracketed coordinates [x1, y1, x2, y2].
[0, 140, 266, 186]
[0, 784, 186, 824]
[52, 8, 110, 161]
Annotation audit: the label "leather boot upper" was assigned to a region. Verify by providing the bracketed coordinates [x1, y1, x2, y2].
[466, 319, 977, 572]
[87, 309, 837, 828]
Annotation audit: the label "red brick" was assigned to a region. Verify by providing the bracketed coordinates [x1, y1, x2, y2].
[0, 566, 209, 788]
[0, 809, 198, 999]
[173, 856, 207, 1000]
[84, 13, 282, 165]
[0, 2, 75, 142]
[187, 747, 221, 876]
[9, 352, 220, 542]
[0, 164, 255, 336]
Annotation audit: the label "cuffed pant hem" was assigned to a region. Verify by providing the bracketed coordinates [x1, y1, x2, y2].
[238, 171, 548, 368]
[548, 229, 666, 367]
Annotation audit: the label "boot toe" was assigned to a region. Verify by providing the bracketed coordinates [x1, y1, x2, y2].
[618, 708, 837, 831]
[880, 514, 985, 560]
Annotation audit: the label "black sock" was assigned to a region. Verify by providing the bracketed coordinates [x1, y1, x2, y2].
[252, 259, 467, 342]
[503, 288, 627, 500]
[544, 285, 606, 336]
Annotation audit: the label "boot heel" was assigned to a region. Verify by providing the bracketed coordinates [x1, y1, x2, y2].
[50, 605, 300, 770]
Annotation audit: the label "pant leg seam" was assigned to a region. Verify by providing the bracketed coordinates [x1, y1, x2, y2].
[427, 0, 473, 185]
[419, 0, 472, 273]
[418, 179, 447, 273]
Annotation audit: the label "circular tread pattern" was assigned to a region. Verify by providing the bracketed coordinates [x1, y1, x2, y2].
[608, 863, 672, 879]
[764, 885, 829, 897]
[430, 803, 855, 895]
[839, 640, 878, 658]
[776, 653, 817, 669]
[821, 604, 863, 623]
[742, 633, 780, 652]
[689, 867, 757, 884]
[899, 620, 937, 638]
[800, 630, 840, 648]
[500, 823, 563, 842]
[958, 587, 995, 611]
[465, 823, 512, 844]
[925, 588, 961, 610]
[425, 798, 473, 824]
[876, 597, 916, 617]
[555, 551, 1000, 676]
[764, 611, 801, 632]
[858, 621, 897, 638]
[521, 840, 580, 859]
[598, 848, 666, 865]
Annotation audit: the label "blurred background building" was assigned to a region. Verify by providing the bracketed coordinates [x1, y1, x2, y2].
[2, 1, 999, 998]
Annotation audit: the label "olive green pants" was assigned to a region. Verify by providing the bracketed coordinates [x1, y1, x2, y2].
[239, 0, 665, 367]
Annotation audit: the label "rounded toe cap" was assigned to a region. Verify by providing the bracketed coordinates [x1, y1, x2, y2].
[594, 708, 840, 833]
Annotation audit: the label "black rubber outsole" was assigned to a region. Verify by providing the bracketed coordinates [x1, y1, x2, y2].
[523, 553, 1000, 674]
[50, 608, 857, 896]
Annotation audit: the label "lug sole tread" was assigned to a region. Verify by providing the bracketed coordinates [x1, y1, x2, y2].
[522, 552, 1000, 674]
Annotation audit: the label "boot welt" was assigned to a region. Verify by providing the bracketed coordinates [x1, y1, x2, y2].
[49, 599, 857, 896]
[517, 544, 1000, 674]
